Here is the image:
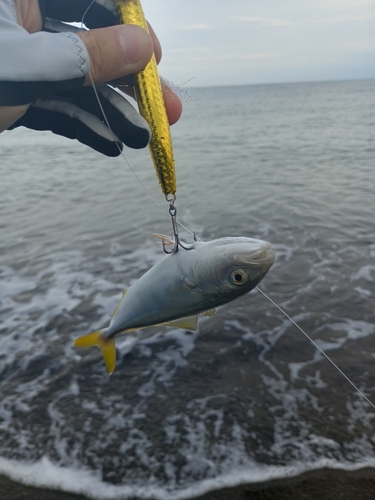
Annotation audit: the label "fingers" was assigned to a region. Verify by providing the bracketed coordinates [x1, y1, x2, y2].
[79, 23, 182, 126]
[162, 84, 183, 126]
[147, 23, 162, 64]
[14, 0, 42, 33]
[78, 24, 153, 85]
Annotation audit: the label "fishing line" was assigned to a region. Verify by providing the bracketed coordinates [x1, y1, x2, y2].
[79, 5, 168, 219]
[256, 287, 375, 411]
[87, 76, 195, 238]
[80, 7, 194, 237]
[81, 11, 193, 235]
[80, 6, 375, 411]
[88, 76, 169, 213]
[91, 77, 198, 233]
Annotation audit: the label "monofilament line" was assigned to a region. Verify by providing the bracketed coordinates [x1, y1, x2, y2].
[81, 7, 167, 216]
[81, 6, 197, 240]
[81, 3, 374, 412]
[88, 73, 196, 238]
[256, 286, 375, 411]
[89, 65, 375, 411]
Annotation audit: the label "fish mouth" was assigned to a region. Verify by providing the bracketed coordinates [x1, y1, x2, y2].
[244, 244, 275, 267]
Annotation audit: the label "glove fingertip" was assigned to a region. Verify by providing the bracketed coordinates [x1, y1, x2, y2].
[101, 140, 124, 157]
[125, 127, 150, 149]
[76, 126, 123, 156]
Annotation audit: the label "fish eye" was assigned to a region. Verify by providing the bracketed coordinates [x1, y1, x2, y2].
[229, 269, 248, 286]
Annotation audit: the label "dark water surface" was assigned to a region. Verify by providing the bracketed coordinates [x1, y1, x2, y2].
[1, 80, 375, 499]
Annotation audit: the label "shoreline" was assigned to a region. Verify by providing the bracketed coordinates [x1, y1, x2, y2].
[2, 467, 375, 500]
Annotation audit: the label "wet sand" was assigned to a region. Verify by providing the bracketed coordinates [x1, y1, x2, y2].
[2, 468, 375, 500]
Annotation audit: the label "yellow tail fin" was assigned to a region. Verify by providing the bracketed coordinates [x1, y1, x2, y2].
[74, 329, 116, 375]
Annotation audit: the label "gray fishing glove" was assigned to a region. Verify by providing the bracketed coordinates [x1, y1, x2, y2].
[0, 0, 151, 156]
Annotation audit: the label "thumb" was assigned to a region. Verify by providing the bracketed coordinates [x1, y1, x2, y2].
[78, 24, 153, 85]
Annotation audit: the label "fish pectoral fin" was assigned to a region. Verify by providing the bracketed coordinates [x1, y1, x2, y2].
[74, 329, 116, 375]
[152, 233, 175, 249]
[163, 315, 198, 331]
[202, 308, 216, 317]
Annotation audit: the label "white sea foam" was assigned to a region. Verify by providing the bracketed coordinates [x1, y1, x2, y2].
[2, 81, 375, 499]
[355, 286, 372, 299]
[2, 236, 374, 497]
[352, 265, 375, 282]
[2, 455, 375, 500]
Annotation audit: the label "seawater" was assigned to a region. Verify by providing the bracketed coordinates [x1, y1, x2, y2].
[0, 79, 375, 499]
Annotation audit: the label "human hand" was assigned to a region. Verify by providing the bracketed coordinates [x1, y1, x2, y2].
[0, 0, 182, 155]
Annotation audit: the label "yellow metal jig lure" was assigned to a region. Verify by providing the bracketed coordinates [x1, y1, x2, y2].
[115, 0, 176, 200]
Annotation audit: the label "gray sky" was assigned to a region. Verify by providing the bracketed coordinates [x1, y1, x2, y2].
[141, 0, 375, 87]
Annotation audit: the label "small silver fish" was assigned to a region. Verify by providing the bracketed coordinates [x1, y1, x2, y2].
[74, 235, 275, 374]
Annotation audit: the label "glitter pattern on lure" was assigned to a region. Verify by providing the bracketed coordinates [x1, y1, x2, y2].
[115, 0, 176, 198]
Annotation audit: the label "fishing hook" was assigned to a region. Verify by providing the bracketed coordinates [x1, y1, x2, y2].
[163, 199, 195, 254]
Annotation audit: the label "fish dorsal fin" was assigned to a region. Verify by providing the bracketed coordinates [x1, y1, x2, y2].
[153, 233, 175, 249]
[111, 289, 128, 321]
[162, 315, 198, 331]
[203, 308, 216, 317]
